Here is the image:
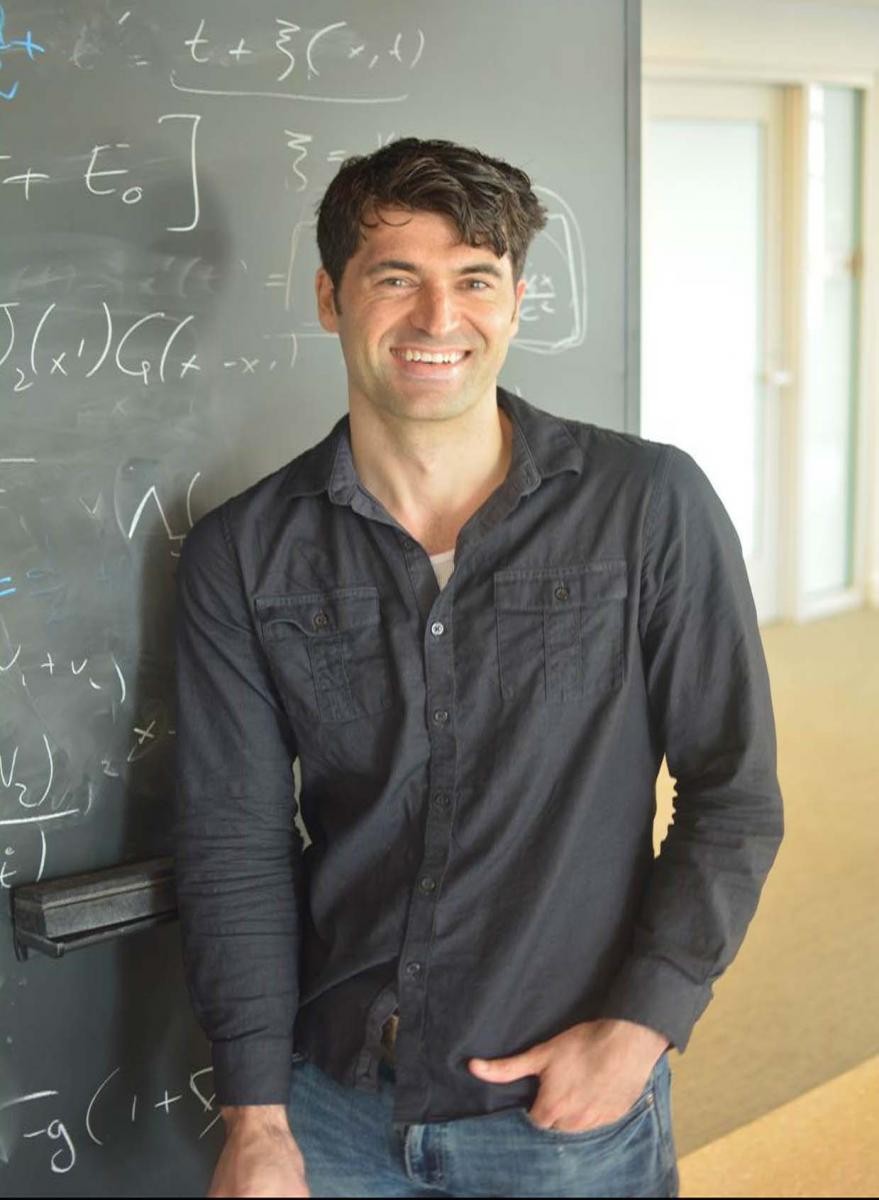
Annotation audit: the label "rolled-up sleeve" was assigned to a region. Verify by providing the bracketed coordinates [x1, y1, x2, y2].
[599, 444, 784, 1051]
[174, 502, 302, 1104]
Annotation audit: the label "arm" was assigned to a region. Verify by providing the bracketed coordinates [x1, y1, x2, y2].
[174, 503, 308, 1193]
[598, 444, 785, 1049]
[208, 1105, 308, 1198]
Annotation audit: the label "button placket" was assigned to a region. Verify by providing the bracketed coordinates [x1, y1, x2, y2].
[393, 586, 457, 1116]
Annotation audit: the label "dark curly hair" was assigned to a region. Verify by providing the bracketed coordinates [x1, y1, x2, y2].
[316, 137, 547, 309]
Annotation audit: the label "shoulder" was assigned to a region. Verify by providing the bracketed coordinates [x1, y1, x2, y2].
[539, 404, 730, 548]
[181, 432, 333, 569]
[552, 404, 678, 496]
[570, 416, 717, 506]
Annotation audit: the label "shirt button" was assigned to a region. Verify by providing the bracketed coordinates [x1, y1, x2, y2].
[313, 610, 329, 628]
[431, 621, 445, 637]
[419, 875, 437, 893]
[433, 709, 449, 724]
[431, 791, 450, 812]
[554, 585, 570, 601]
[405, 961, 423, 978]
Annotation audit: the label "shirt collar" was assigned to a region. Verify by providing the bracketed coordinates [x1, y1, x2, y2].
[281, 386, 584, 504]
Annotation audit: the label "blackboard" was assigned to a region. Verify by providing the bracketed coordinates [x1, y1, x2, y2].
[0, 1, 640, 1193]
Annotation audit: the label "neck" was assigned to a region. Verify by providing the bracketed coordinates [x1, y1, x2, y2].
[348, 388, 513, 551]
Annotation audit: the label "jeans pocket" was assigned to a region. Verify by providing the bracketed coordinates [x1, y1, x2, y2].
[516, 1057, 659, 1144]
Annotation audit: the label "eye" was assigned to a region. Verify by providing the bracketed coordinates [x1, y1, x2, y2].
[380, 277, 412, 288]
[464, 279, 491, 290]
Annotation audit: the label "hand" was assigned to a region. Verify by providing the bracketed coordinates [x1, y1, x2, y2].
[468, 1018, 669, 1134]
[208, 1105, 310, 1198]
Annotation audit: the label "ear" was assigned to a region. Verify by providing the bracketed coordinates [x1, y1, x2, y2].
[510, 276, 528, 339]
[316, 267, 340, 333]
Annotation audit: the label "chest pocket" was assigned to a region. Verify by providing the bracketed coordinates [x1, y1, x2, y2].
[494, 561, 627, 704]
[255, 587, 394, 724]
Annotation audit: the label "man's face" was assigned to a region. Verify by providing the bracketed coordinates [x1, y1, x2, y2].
[315, 207, 527, 423]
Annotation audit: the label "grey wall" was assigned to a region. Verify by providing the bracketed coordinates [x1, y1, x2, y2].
[0, 1, 639, 1192]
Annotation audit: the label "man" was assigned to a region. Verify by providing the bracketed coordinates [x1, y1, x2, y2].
[175, 138, 783, 1198]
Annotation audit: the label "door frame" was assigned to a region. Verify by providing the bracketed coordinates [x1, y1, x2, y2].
[643, 68, 875, 622]
[642, 80, 785, 622]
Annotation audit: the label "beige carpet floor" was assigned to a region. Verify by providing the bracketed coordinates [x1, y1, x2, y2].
[678, 1052, 879, 1197]
[651, 606, 879, 1157]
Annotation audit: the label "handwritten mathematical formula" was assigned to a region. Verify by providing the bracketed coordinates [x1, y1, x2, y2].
[176, 15, 425, 90]
[5, 8, 425, 106]
[0, 1061, 219, 1176]
[1, 115, 393, 212]
[0, 298, 299, 391]
[0, 4, 43, 102]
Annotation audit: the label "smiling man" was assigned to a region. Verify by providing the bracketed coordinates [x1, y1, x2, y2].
[175, 138, 783, 1198]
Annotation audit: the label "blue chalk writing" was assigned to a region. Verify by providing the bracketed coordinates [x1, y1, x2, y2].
[0, 5, 46, 102]
[0, 575, 16, 597]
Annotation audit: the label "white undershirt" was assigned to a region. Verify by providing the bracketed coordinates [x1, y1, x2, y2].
[428, 548, 455, 590]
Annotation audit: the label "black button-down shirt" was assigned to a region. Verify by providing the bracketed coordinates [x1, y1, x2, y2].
[174, 388, 783, 1124]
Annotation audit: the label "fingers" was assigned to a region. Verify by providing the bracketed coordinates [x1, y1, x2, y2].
[468, 1043, 546, 1083]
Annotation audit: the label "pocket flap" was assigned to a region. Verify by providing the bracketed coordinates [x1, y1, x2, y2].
[494, 560, 627, 611]
[255, 586, 381, 635]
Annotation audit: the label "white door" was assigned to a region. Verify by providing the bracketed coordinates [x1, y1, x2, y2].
[642, 82, 785, 622]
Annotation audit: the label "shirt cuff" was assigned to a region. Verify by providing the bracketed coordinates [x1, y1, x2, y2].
[211, 1036, 295, 1106]
[596, 955, 713, 1052]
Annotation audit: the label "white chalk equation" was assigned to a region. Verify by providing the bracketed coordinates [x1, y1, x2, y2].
[1, 112, 202, 229]
[0, 299, 300, 389]
[170, 16, 424, 103]
[0, 458, 198, 888]
[2, 115, 404, 219]
[0, 729, 80, 888]
[0, 1060, 219, 1177]
[0, 645, 127, 708]
[516, 187, 588, 354]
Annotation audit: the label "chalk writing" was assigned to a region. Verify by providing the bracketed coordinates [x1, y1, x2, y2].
[0, 4, 45, 102]
[0, 295, 305, 385]
[513, 186, 589, 355]
[156, 114, 202, 232]
[172, 16, 425, 101]
[84, 143, 143, 204]
[2, 1060, 218, 1177]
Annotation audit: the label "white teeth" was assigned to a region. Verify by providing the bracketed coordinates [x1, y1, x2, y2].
[399, 350, 464, 364]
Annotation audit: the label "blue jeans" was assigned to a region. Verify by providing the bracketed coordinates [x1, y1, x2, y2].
[287, 1053, 680, 1197]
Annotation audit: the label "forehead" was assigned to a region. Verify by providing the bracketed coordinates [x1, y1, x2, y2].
[354, 206, 508, 267]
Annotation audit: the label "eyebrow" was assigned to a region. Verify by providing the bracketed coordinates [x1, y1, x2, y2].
[364, 258, 505, 280]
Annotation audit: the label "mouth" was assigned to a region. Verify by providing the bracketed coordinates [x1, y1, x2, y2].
[389, 347, 472, 378]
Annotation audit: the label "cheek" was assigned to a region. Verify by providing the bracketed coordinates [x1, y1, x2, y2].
[479, 312, 517, 346]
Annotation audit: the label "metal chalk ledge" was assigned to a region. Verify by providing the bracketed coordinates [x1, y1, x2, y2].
[11, 857, 177, 961]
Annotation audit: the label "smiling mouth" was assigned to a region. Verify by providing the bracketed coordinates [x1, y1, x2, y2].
[390, 348, 471, 365]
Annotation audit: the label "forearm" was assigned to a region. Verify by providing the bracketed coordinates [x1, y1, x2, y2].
[175, 504, 303, 1104]
[176, 803, 302, 1102]
[222, 1103, 293, 1134]
[599, 772, 783, 1049]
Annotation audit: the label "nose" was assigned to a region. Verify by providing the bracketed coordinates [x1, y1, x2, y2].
[410, 282, 459, 339]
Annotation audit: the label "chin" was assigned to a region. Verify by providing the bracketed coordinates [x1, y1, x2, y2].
[370, 384, 470, 419]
